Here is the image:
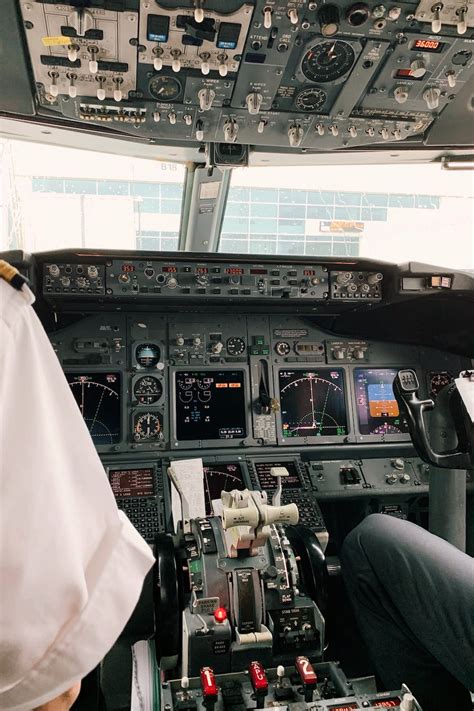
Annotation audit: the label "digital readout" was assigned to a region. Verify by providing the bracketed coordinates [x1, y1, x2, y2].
[395, 69, 423, 80]
[121, 264, 135, 272]
[109, 468, 155, 498]
[162, 265, 178, 273]
[250, 268, 268, 275]
[412, 39, 444, 52]
[225, 267, 244, 275]
[304, 269, 316, 276]
[371, 699, 401, 708]
[196, 267, 209, 274]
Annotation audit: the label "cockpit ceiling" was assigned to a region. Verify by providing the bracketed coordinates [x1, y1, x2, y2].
[1, 0, 473, 159]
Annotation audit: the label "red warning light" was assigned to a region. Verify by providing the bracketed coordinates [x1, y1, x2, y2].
[214, 607, 227, 623]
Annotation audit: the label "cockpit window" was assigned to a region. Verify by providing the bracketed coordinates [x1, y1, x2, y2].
[0, 138, 185, 253]
[218, 164, 474, 271]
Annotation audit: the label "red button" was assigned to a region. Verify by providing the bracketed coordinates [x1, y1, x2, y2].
[295, 656, 317, 686]
[200, 667, 218, 698]
[248, 661, 268, 692]
[214, 607, 227, 623]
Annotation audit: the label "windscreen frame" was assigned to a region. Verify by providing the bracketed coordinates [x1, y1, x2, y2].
[170, 365, 254, 449]
[274, 365, 356, 446]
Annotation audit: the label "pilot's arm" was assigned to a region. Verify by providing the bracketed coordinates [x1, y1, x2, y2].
[0, 265, 155, 711]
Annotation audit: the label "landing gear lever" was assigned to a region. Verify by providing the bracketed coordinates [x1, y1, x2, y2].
[394, 369, 472, 469]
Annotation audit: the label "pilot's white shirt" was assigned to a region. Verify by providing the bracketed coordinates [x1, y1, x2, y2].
[0, 278, 155, 710]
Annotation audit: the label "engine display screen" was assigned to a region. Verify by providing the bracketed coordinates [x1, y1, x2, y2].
[175, 370, 247, 441]
[109, 468, 155, 498]
[254, 461, 302, 490]
[354, 368, 409, 435]
[203, 463, 246, 514]
[279, 369, 348, 438]
[66, 372, 121, 445]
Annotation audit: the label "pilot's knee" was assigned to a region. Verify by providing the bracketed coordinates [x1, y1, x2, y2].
[341, 513, 395, 571]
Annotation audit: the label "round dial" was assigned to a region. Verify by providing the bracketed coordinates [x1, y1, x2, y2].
[301, 40, 355, 83]
[134, 376, 163, 404]
[148, 75, 182, 101]
[429, 371, 453, 397]
[275, 341, 291, 356]
[134, 412, 163, 441]
[226, 337, 246, 356]
[295, 86, 327, 112]
[136, 343, 160, 368]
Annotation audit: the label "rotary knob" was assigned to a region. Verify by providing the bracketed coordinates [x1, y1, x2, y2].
[176, 336, 185, 347]
[48, 264, 60, 277]
[423, 87, 441, 110]
[410, 59, 427, 79]
[391, 458, 405, 470]
[318, 4, 340, 36]
[288, 123, 304, 147]
[87, 265, 99, 279]
[246, 91, 263, 115]
[394, 86, 409, 104]
[386, 473, 398, 485]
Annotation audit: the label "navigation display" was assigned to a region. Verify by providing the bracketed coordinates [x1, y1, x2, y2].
[175, 370, 247, 441]
[279, 369, 348, 438]
[109, 468, 155, 498]
[66, 372, 121, 445]
[203, 463, 246, 514]
[254, 461, 302, 490]
[354, 368, 409, 435]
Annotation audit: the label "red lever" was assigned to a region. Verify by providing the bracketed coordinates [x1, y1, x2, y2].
[248, 661, 269, 698]
[295, 656, 317, 701]
[200, 666, 218, 701]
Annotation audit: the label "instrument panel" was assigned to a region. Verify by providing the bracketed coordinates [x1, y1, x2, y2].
[14, 0, 474, 152]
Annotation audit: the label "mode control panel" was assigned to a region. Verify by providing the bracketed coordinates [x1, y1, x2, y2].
[330, 270, 383, 300]
[44, 262, 105, 295]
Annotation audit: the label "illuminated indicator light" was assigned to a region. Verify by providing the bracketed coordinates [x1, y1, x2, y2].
[248, 661, 268, 692]
[200, 667, 218, 698]
[412, 38, 443, 52]
[328, 705, 358, 711]
[215, 383, 229, 388]
[229, 383, 241, 388]
[371, 699, 401, 708]
[295, 656, 317, 684]
[214, 607, 227, 623]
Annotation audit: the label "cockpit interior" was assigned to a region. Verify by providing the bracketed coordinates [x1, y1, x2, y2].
[1, 0, 473, 709]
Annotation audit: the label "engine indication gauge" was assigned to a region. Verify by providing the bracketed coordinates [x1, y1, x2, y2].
[295, 87, 327, 112]
[148, 75, 182, 102]
[134, 376, 163, 404]
[301, 40, 355, 83]
[226, 337, 246, 356]
[429, 371, 453, 397]
[133, 412, 163, 441]
[136, 343, 160, 368]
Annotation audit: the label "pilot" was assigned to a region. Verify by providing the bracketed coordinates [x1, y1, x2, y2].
[341, 513, 474, 711]
[0, 260, 155, 710]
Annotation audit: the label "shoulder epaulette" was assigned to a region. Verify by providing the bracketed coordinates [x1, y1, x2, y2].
[0, 260, 29, 291]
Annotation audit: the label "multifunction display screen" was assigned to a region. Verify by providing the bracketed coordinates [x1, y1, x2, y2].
[254, 461, 302, 490]
[175, 370, 247, 441]
[279, 369, 348, 438]
[354, 368, 409, 435]
[203, 463, 246, 514]
[66, 372, 121, 445]
[109, 468, 155, 498]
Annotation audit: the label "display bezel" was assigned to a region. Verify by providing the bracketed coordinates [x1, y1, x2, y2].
[65, 369, 126, 452]
[170, 366, 253, 449]
[352, 366, 414, 443]
[275, 366, 354, 446]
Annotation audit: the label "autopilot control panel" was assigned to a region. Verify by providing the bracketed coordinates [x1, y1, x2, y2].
[14, 0, 474, 152]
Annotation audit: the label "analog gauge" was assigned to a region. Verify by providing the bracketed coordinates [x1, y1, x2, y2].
[301, 40, 355, 83]
[372, 423, 402, 435]
[134, 376, 163, 404]
[136, 343, 160, 368]
[295, 87, 327, 112]
[226, 337, 246, 356]
[275, 341, 291, 356]
[133, 412, 163, 441]
[429, 371, 453, 397]
[148, 75, 182, 102]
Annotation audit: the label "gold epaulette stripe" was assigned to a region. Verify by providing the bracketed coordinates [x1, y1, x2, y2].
[0, 260, 28, 291]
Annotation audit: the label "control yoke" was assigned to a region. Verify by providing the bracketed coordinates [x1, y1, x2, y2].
[394, 369, 473, 469]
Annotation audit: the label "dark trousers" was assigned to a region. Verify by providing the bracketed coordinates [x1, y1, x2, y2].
[341, 514, 474, 711]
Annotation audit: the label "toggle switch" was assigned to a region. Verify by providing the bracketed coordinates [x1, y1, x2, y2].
[88, 46, 99, 74]
[113, 77, 123, 102]
[456, 6, 468, 34]
[288, 8, 299, 24]
[168, 111, 177, 125]
[223, 119, 238, 143]
[183, 113, 193, 126]
[316, 123, 325, 136]
[218, 55, 228, 77]
[381, 127, 389, 140]
[423, 87, 440, 110]
[153, 110, 161, 122]
[257, 119, 267, 133]
[48, 71, 59, 97]
[67, 43, 79, 63]
[431, 3, 443, 33]
[171, 50, 182, 72]
[366, 125, 375, 136]
[295, 656, 318, 702]
[248, 662, 268, 708]
[329, 124, 339, 136]
[349, 125, 357, 138]
[200, 52, 210, 75]
[96, 76, 106, 101]
[153, 48, 164, 71]
[195, 119, 204, 141]
[67, 73, 77, 98]
[194, 1, 204, 23]
[446, 71, 456, 88]
[200, 667, 218, 709]
[263, 5, 272, 29]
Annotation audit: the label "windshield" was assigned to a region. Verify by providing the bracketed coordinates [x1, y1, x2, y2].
[219, 165, 474, 271]
[1, 137, 472, 271]
[0, 138, 186, 253]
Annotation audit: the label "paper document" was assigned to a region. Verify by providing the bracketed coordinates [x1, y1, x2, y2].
[169, 458, 206, 532]
[131, 639, 159, 711]
[456, 372, 474, 422]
